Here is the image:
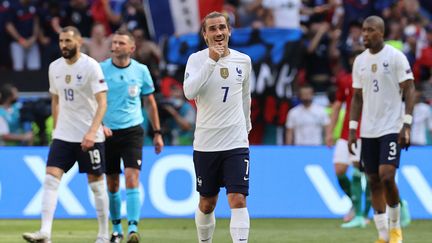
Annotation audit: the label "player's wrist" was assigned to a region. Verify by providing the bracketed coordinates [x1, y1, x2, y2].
[349, 120, 358, 130]
[403, 114, 413, 126]
[153, 130, 162, 135]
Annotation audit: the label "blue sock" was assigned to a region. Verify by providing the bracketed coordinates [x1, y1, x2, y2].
[126, 188, 140, 233]
[108, 191, 123, 234]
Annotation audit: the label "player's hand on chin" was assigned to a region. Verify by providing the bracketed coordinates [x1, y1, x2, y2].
[209, 43, 224, 62]
[81, 132, 96, 151]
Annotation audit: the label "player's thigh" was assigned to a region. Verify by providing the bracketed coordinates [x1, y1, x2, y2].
[77, 142, 105, 175]
[378, 133, 401, 168]
[333, 139, 350, 165]
[222, 148, 250, 196]
[120, 126, 144, 170]
[193, 150, 222, 197]
[361, 137, 380, 175]
[47, 139, 79, 173]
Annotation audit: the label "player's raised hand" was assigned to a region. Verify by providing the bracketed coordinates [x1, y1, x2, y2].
[81, 132, 96, 151]
[209, 43, 224, 62]
[348, 129, 357, 155]
[398, 124, 411, 150]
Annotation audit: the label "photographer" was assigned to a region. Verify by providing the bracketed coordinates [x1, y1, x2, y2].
[0, 83, 33, 146]
[159, 82, 195, 145]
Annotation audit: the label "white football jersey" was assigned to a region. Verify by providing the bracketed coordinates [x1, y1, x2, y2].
[285, 103, 329, 145]
[48, 53, 108, 143]
[184, 48, 252, 151]
[353, 44, 414, 138]
[411, 103, 432, 145]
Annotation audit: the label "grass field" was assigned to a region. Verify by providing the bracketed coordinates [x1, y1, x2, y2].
[1, 218, 431, 243]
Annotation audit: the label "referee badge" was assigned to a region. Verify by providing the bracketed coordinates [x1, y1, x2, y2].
[220, 68, 229, 79]
[128, 84, 139, 97]
[371, 64, 377, 73]
[65, 75, 71, 84]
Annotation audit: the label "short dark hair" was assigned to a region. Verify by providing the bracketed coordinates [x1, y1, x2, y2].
[114, 29, 135, 43]
[201, 11, 230, 34]
[61, 26, 82, 38]
[0, 83, 16, 104]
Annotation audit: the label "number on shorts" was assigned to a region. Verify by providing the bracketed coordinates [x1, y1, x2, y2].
[389, 142, 397, 156]
[244, 159, 249, 176]
[88, 149, 101, 164]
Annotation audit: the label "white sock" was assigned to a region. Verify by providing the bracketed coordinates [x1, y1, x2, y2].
[195, 208, 215, 243]
[90, 180, 109, 239]
[374, 213, 389, 241]
[388, 204, 401, 229]
[230, 208, 250, 243]
[40, 174, 60, 237]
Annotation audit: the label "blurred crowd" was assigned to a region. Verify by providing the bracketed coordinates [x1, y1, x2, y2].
[1, 0, 432, 146]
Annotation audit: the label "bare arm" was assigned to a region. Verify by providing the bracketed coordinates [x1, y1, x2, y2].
[285, 128, 294, 145]
[51, 94, 59, 129]
[399, 79, 415, 149]
[143, 94, 164, 154]
[81, 91, 107, 151]
[348, 88, 362, 154]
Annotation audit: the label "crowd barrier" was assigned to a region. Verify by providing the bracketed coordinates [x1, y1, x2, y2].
[0, 146, 431, 219]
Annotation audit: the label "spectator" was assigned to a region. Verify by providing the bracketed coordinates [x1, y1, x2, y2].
[411, 88, 432, 145]
[59, 0, 93, 37]
[121, 0, 151, 39]
[5, 0, 41, 71]
[131, 27, 161, 81]
[285, 85, 330, 145]
[0, 0, 12, 70]
[0, 83, 33, 146]
[83, 23, 111, 62]
[37, 0, 61, 69]
[160, 82, 195, 145]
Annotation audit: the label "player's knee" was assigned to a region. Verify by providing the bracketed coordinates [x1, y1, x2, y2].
[199, 201, 216, 214]
[380, 173, 396, 188]
[228, 193, 246, 208]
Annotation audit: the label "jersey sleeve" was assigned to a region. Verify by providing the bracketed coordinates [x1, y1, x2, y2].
[243, 56, 252, 133]
[89, 60, 108, 94]
[140, 65, 155, 95]
[48, 63, 58, 95]
[395, 51, 414, 83]
[352, 57, 362, 89]
[183, 51, 217, 100]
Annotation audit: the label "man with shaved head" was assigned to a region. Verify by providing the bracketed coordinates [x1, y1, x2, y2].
[348, 16, 415, 243]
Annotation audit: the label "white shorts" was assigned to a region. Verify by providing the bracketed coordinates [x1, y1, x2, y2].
[333, 138, 361, 165]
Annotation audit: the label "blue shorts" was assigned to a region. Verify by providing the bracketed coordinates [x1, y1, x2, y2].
[193, 148, 250, 197]
[47, 139, 105, 175]
[105, 125, 144, 174]
[361, 134, 401, 174]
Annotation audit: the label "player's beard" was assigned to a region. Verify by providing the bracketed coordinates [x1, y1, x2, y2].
[61, 46, 78, 59]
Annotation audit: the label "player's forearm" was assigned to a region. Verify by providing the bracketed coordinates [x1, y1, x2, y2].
[183, 59, 216, 99]
[349, 89, 362, 122]
[88, 92, 107, 134]
[51, 95, 59, 129]
[285, 129, 293, 145]
[402, 79, 415, 116]
[144, 95, 161, 131]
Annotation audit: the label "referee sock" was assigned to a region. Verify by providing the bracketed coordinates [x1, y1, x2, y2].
[40, 174, 60, 237]
[108, 191, 123, 234]
[195, 208, 215, 243]
[126, 188, 140, 233]
[373, 213, 389, 241]
[230, 208, 250, 243]
[90, 180, 109, 239]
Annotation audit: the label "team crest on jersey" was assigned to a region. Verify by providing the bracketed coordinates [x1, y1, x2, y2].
[382, 61, 390, 73]
[220, 68, 229, 79]
[371, 64, 377, 73]
[65, 75, 71, 84]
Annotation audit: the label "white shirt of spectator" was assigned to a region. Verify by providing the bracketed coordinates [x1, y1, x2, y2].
[262, 0, 301, 29]
[48, 53, 108, 143]
[285, 103, 330, 145]
[411, 102, 432, 145]
[183, 48, 252, 152]
[353, 44, 414, 138]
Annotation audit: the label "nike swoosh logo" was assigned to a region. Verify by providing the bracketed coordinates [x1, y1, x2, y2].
[239, 239, 248, 241]
[201, 237, 211, 242]
[244, 177, 249, 181]
[388, 156, 396, 160]
[92, 165, 101, 170]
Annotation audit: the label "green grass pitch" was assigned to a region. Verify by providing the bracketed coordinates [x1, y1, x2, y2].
[1, 218, 431, 242]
